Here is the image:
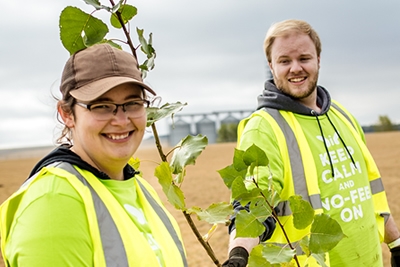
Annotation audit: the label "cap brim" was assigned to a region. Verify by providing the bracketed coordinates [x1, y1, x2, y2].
[70, 76, 156, 101]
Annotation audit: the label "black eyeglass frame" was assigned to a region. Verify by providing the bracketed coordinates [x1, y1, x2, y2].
[75, 99, 150, 116]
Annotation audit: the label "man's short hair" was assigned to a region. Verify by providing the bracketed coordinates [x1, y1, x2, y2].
[264, 19, 322, 63]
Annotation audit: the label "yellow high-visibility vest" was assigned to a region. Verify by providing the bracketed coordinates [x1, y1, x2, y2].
[1, 162, 187, 267]
[237, 101, 389, 266]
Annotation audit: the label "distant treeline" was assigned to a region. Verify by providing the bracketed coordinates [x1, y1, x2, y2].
[362, 124, 400, 133]
[362, 115, 400, 133]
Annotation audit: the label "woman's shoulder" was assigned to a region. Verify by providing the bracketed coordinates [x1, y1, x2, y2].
[20, 169, 83, 207]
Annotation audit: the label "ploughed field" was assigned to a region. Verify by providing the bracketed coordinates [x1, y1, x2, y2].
[0, 131, 399, 266]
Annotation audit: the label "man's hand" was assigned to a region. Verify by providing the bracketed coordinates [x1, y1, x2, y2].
[391, 246, 400, 266]
[222, 246, 249, 267]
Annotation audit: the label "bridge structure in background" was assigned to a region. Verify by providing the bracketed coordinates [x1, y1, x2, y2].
[168, 109, 254, 145]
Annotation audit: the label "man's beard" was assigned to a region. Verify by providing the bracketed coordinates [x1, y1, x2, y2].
[274, 71, 319, 100]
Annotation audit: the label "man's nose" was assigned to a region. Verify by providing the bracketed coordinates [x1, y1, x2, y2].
[290, 60, 303, 73]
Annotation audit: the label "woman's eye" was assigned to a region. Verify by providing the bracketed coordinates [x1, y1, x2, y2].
[125, 101, 138, 107]
[91, 104, 113, 110]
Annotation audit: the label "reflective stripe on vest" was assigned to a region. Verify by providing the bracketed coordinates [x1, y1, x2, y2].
[56, 162, 187, 267]
[261, 107, 385, 217]
[264, 108, 322, 216]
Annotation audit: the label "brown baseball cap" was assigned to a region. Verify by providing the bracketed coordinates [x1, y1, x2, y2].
[60, 43, 156, 101]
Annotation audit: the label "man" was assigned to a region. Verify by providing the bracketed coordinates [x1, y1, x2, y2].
[223, 19, 400, 267]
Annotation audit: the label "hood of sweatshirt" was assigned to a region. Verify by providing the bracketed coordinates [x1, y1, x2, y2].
[29, 144, 137, 180]
[257, 79, 331, 115]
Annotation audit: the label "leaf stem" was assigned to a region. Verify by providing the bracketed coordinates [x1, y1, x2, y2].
[152, 122, 221, 265]
[151, 123, 167, 162]
[109, 0, 138, 59]
[106, 1, 221, 264]
[183, 211, 222, 267]
[252, 178, 301, 267]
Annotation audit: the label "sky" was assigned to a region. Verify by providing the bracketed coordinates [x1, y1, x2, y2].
[0, 0, 399, 149]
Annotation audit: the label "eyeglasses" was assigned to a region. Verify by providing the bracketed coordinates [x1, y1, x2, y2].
[76, 99, 150, 121]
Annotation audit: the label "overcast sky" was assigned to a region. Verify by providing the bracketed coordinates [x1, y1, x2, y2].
[1, 0, 399, 149]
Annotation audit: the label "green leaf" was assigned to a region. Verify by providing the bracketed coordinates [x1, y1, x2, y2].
[311, 253, 328, 267]
[233, 148, 247, 172]
[249, 199, 273, 223]
[231, 176, 248, 200]
[110, 4, 137, 29]
[299, 235, 311, 256]
[248, 244, 272, 267]
[173, 170, 185, 185]
[103, 40, 122, 49]
[154, 162, 186, 210]
[260, 243, 295, 265]
[59, 6, 109, 55]
[261, 188, 281, 209]
[236, 189, 263, 207]
[138, 30, 155, 78]
[137, 28, 155, 56]
[111, 1, 122, 13]
[217, 164, 247, 189]
[235, 209, 265, 238]
[288, 195, 315, 230]
[170, 134, 208, 174]
[129, 157, 141, 172]
[309, 213, 346, 254]
[243, 144, 269, 168]
[187, 202, 233, 224]
[146, 102, 187, 127]
[141, 33, 155, 57]
[249, 244, 295, 266]
[140, 53, 156, 71]
[82, 0, 102, 9]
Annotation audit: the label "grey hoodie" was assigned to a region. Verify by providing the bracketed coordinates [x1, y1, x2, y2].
[257, 79, 331, 116]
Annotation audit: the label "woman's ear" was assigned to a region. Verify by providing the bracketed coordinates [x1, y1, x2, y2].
[57, 101, 75, 128]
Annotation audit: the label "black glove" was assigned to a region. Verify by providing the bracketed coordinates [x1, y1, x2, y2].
[391, 246, 400, 267]
[229, 201, 277, 242]
[259, 215, 276, 242]
[222, 246, 249, 267]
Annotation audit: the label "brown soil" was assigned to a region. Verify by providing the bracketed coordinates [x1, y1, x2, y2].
[0, 131, 399, 266]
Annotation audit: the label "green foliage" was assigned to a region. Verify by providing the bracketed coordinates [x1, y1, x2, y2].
[236, 199, 273, 238]
[154, 162, 186, 209]
[218, 145, 346, 266]
[288, 195, 314, 230]
[243, 144, 270, 175]
[59, 7, 109, 55]
[308, 214, 346, 254]
[146, 102, 187, 127]
[188, 202, 233, 224]
[217, 123, 238, 143]
[59, 2, 154, 78]
[373, 115, 394, 132]
[110, 5, 137, 29]
[137, 28, 156, 79]
[249, 244, 295, 266]
[170, 134, 208, 177]
[217, 164, 247, 189]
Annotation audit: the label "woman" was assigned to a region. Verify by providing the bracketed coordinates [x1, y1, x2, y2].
[0, 43, 187, 267]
